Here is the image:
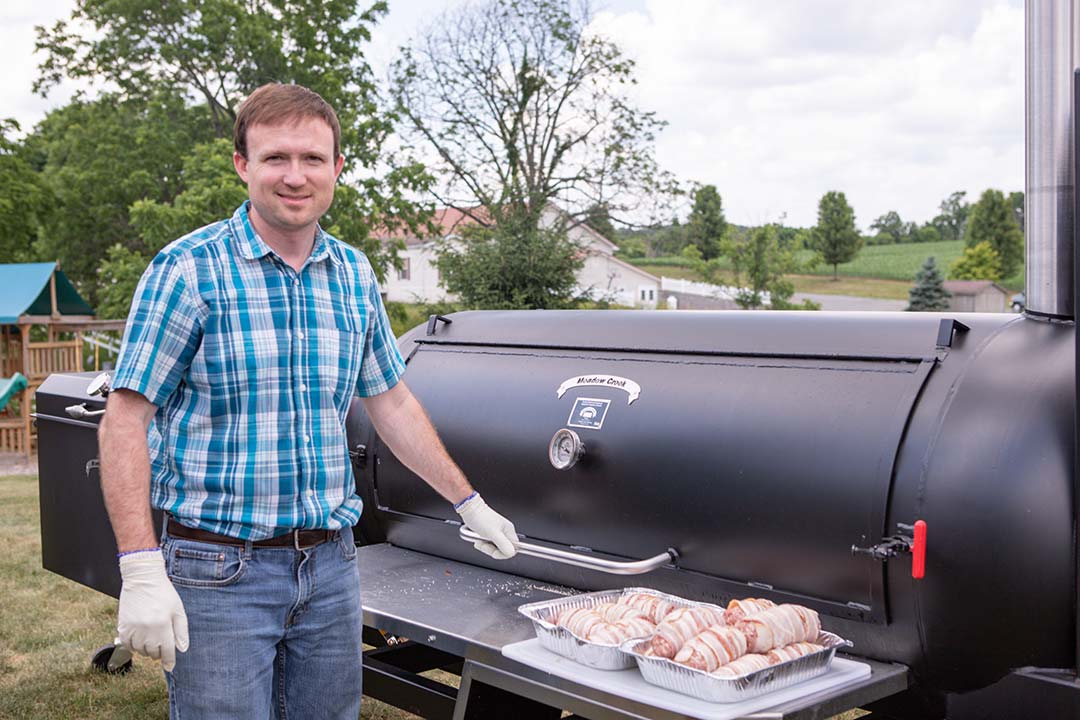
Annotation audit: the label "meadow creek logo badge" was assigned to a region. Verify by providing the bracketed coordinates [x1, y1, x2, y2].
[556, 375, 641, 405]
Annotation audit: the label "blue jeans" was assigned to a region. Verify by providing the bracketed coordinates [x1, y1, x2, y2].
[161, 524, 363, 720]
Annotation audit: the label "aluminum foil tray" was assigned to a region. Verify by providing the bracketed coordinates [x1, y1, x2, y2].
[621, 631, 853, 703]
[517, 587, 711, 671]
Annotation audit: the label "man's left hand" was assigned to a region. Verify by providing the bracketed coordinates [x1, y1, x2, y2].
[455, 493, 518, 559]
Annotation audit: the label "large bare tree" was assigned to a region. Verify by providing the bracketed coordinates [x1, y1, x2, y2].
[391, 0, 676, 233]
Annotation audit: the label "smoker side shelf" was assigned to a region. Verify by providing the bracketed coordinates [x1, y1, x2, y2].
[356, 543, 909, 720]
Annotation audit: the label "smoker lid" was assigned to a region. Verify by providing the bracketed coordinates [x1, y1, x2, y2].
[410, 310, 1022, 360]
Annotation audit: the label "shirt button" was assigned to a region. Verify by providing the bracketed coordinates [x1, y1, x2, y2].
[306, 489, 314, 496]
[294, 279, 300, 286]
[304, 434, 311, 443]
[297, 331, 305, 340]
[299, 383, 307, 391]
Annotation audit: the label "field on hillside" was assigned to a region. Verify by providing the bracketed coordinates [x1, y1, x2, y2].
[632, 239, 1024, 292]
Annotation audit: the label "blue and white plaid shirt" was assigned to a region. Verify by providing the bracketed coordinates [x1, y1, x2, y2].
[113, 201, 405, 540]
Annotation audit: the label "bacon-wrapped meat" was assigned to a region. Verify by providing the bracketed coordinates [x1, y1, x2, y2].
[767, 642, 824, 664]
[650, 605, 727, 658]
[555, 606, 656, 645]
[593, 602, 652, 624]
[556, 607, 606, 639]
[619, 592, 675, 623]
[711, 653, 772, 677]
[723, 597, 776, 625]
[672, 625, 748, 672]
[735, 604, 821, 654]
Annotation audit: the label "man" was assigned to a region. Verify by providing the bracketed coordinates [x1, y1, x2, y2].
[97, 83, 518, 719]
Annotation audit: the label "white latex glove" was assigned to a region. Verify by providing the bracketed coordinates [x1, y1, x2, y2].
[118, 550, 189, 671]
[455, 493, 519, 559]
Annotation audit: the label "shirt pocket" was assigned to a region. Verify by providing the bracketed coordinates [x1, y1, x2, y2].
[165, 539, 246, 587]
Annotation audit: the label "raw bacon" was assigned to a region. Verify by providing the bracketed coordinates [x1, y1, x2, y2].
[711, 653, 773, 677]
[736, 604, 821, 654]
[650, 605, 727, 658]
[619, 592, 675, 623]
[767, 642, 824, 664]
[723, 597, 776, 625]
[673, 625, 748, 672]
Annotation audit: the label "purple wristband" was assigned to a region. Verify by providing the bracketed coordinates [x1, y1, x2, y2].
[453, 491, 478, 511]
[117, 547, 161, 559]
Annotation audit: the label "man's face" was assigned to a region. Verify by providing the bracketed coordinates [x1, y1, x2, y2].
[233, 117, 344, 240]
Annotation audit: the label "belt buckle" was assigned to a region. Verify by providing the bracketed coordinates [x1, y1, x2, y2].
[292, 529, 306, 551]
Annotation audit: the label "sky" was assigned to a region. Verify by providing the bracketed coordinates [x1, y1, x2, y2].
[1, 0, 1024, 230]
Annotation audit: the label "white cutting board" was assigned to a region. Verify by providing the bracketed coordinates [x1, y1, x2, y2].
[502, 638, 871, 720]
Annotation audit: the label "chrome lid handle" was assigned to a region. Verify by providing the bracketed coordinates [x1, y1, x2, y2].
[459, 527, 678, 575]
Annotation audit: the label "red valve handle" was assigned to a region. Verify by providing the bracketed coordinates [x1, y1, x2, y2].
[911, 520, 927, 579]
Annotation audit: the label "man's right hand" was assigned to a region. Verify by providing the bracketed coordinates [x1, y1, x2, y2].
[118, 550, 189, 671]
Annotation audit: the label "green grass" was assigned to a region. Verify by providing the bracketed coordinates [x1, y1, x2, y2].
[634, 240, 1025, 294]
[0, 474, 419, 720]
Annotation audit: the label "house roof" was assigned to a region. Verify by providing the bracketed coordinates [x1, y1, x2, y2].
[377, 204, 619, 251]
[0, 263, 94, 324]
[942, 280, 1009, 296]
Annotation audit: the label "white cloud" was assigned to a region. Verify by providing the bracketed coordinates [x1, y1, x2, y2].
[591, 0, 1024, 228]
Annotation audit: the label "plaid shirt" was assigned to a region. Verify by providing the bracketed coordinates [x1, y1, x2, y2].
[113, 202, 405, 540]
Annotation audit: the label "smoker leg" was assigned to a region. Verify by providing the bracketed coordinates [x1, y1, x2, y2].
[363, 654, 457, 720]
[453, 661, 562, 720]
[90, 641, 133, 675]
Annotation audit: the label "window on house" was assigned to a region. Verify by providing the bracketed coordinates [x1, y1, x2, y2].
[640, 289, 647, 301]
[648, 289, 655, 301]
[397, 257, 411, 281]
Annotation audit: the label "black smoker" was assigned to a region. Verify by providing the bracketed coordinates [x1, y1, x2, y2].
[32, 1, 1080, 718]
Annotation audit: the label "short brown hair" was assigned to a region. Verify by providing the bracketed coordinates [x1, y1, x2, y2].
[234, 83, 342, 159]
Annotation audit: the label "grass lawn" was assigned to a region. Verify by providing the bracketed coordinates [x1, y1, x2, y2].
[0, 474, 417, 720]
[635, 239, 1024, 298]
[0, 473, 865, 720]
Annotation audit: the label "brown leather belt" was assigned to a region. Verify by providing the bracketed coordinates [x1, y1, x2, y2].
[166, 517, 336, 550]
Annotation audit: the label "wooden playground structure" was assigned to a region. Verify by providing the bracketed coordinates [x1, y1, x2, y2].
[0, 263, 124, 457]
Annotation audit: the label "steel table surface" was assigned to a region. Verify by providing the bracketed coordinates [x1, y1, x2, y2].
[357, 543, 909, 720]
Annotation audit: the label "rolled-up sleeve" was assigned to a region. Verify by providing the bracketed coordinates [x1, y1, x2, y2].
[112, 252, 203, 407]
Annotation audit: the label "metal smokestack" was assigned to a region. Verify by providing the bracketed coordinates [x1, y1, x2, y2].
[1025, 0, 1078, 318]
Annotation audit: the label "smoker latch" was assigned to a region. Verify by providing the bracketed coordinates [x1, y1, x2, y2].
[425, 314, 453, 336]
[851, 520, 927, 579]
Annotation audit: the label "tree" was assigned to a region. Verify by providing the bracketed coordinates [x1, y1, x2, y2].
[965, 189, 1024, 280]
[390, 0, 676, 243]
[1008, 190, 1025, 233]
[870, 210, 913, 244]
[584, 204, 617, 241]
[435, 218, 583, 309]
[949, 241, 1002, 282]
[907, 257, 951, 311]
[35, 0, 432, 285]
[683, 223, 817, 311]
[809, 191, 862, 279]
[0, 120, 52, 264]
[129, 138, 248, 251]
[26, 93, 214, 299]
[931, 190, 969, 242]
[687, 185, 726, 260]
[726, 224, 814, 310]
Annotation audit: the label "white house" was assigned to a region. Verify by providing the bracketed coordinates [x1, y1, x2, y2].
[378, 205, 660, 309]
